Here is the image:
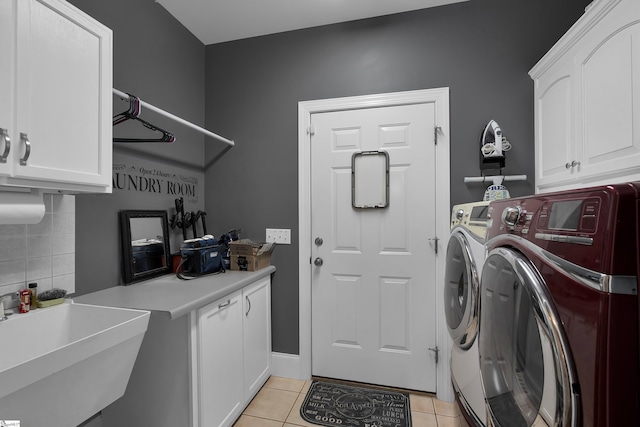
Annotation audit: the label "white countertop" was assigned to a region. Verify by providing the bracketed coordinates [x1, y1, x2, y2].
[74, 266, 276, 320]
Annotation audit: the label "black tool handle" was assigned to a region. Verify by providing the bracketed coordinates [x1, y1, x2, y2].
[191, 211, 198, 238]
[200, 211, 208, 235]
[175, 198, 187, 240]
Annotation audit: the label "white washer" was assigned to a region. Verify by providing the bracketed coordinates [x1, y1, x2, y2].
[445, 201, 489, 427]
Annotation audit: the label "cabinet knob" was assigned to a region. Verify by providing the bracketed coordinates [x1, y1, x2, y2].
[19, 133, 30, 166]
[0, 128, 10, 164]
[565, 160, 581, 169]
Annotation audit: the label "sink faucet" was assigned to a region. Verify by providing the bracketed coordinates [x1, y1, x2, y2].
[0, 292, 17, 321]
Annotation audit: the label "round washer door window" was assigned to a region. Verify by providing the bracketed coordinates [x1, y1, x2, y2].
[479, 247, 579, 427]
[444, 232, 479, 349]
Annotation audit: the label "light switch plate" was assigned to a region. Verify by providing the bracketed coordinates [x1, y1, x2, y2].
[266, 228, 291, 244]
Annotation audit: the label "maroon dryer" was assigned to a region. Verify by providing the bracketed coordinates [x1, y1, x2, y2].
[479, 182, 639, 427]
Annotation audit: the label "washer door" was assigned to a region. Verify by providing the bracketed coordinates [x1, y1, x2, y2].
[479, 248, 579, 427]
[444, 231, 480, 349]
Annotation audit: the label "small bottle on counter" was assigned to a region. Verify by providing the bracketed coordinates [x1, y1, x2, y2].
[19, 289, 30, 313]
[29, 282, 37, 309]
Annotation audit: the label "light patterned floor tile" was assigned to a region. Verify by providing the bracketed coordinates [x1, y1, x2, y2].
[265, 376, 307, 393]
[436, 414, 463, 427]
[410, 393, 435, 414]
[244, 387, 300, 422]
[433, 399, 460, 417]
[234, 414, 285, 427]
[410, 411, 438, 427]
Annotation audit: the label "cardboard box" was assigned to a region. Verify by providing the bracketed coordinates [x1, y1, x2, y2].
[229, 239, 275, 271]
[230, 253, 271, 271]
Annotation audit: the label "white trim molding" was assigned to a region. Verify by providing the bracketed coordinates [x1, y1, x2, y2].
[297, 88, 452, 402]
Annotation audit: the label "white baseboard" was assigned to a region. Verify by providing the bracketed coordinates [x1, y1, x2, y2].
[271, 352, 309, 380]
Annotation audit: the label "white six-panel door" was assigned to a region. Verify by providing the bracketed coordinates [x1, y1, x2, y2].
[310, 102, 438, 392]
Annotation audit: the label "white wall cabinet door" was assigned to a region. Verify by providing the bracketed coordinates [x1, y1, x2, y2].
[0, 0, 112, 193]
[198, 290, 245, 427]
[534, 57, 575, 190]
[0, 0, 16, 178]
[243, 277, 271, 401]
[574, 14, 640, 183]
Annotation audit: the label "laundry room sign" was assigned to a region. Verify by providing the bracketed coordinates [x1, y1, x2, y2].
[112, 162, 199, 202]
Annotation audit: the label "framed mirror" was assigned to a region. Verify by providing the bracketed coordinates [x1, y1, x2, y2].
[120, 210, 171, 284]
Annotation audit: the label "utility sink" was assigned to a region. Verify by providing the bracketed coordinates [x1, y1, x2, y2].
[0, 301, 150, 426]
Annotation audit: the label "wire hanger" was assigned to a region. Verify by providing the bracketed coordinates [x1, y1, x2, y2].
[112, 93, 176, 143]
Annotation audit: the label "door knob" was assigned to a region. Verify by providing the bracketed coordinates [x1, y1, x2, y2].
[315, 237, 323, 246]
[314, 257, 323, 266]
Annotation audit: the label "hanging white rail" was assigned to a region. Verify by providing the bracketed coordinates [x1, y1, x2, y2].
[464, 175, 527, 185]
[113, 88, 234, 146]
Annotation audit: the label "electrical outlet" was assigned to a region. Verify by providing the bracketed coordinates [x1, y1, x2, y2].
[266, 228, 291, 244]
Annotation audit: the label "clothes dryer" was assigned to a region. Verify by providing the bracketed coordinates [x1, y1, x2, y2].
[480, 183, 640, 427]
[445, 201, 490, 426]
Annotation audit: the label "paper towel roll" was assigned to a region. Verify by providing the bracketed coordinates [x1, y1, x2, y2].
[0, 191, 46, 224]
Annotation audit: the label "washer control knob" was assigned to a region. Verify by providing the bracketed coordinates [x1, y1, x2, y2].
[455, 209, 465, 220]
[502, 205, 522, 229]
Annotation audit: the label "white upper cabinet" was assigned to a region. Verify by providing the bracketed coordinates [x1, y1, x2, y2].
[0, 0, 112, 193]
[530, 0, 640, 193]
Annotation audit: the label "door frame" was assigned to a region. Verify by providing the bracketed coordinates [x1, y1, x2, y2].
[297, 88, 452, 401]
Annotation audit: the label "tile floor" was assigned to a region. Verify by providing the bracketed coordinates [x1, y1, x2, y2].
[233, 376, 470, 427]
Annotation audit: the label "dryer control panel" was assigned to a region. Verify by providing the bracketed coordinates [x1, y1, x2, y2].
[486, 182, 640, 275]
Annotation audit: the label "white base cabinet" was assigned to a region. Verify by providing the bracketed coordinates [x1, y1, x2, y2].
[193, 277, 272, 427]
[98, 275, 272, 427]
[0, 0, 112, 193]
[530, 0, 640, 193]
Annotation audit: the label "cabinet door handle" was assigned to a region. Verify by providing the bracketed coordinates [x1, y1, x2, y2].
[245, 295, 251, 316]
[0, 128, 10, 163]
[218, 299, 231, 309]
[19, 133, 30, 166]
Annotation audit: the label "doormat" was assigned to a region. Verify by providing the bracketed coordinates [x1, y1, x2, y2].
[300, 381, 411, 427]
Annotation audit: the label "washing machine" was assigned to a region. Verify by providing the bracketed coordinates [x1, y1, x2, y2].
[445, 201, 490, 426]
[479, 183, 640, 427]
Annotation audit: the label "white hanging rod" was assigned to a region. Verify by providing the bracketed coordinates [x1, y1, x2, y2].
[113, 88, 235, 147]
[464, 174, 527, 185]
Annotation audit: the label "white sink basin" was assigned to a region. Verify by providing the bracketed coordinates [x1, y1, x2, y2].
[0, 301, 150, 426]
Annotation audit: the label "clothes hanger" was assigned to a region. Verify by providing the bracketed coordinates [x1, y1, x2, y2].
[112, 93, 176, 143]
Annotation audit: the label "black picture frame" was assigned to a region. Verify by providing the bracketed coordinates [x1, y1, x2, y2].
[120, 210, 171, 284]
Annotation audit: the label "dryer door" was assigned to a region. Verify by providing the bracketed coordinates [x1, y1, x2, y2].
[444, 231, 480, 349]
[479, 247, 579, 427]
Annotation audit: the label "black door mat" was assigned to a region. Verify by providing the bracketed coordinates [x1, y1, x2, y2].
[300, 380, 412, 427]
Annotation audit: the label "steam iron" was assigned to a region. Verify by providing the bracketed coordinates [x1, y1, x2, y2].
[481, 120, 504, 158]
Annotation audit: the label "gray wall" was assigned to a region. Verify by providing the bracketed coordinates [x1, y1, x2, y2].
[69, 0, 591, 356]
[69, 0, 207, 295]
[203, 0, 591, 354]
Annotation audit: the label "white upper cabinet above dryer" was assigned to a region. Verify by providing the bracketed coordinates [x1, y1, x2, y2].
[530, 0, 640, 193]
[0, 0, 112, 193]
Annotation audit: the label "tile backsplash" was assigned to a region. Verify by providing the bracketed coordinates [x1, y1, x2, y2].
[0, 194, 75, 308]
